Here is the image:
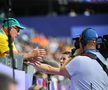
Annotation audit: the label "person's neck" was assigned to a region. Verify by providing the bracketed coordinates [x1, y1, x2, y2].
[84, 45, 96, 51]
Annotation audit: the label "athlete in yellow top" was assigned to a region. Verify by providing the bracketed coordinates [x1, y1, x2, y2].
[0, 18, 46, 59]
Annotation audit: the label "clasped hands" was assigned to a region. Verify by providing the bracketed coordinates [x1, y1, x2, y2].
[25, 48, 46, 65]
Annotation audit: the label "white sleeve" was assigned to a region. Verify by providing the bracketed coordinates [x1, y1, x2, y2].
[66, 56, 81, 76]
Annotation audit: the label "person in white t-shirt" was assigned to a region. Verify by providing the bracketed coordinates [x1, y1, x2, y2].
[32, 28, 108, 90]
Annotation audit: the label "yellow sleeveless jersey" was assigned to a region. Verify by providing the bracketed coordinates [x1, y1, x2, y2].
[0, 29, 17, 57]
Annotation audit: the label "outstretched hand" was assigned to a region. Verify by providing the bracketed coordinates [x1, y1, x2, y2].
[32, 48, 46, 57]
[29, 56, 43, 63]
[25, 48, 46, 61]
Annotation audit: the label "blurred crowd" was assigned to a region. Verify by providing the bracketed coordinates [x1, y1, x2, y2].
[16, 27, 72, 90]
[1, 25, 73, 90]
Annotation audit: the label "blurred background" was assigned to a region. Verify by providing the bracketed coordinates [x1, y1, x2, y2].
[0, 0, 108, 90]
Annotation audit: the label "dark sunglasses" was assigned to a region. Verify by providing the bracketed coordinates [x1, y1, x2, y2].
[17, 29, 20, 33]
[12, 26, 20, 33]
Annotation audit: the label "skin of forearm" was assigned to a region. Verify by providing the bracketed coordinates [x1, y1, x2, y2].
[35, 62, 70, 78]
[36, 63, 60, 75]
[16, 52, 33, 60]
[22, 53, 33, 59]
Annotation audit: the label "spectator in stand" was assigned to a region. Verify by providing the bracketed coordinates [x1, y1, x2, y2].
[0, 73, 17, 90]
[0, 18, 46, 60]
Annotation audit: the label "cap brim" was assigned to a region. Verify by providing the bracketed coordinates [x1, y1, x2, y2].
[17, 25, 25, 30]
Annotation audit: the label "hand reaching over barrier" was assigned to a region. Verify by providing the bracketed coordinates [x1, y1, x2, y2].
[23, 48, 46, 61]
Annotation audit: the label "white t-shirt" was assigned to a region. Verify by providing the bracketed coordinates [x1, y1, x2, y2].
[90, 51, 108, 68]
[66, 56, 108, 90]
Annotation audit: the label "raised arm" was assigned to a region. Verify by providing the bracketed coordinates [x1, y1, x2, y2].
[33, 61, 70, 78]
[19, 48, 46, 60]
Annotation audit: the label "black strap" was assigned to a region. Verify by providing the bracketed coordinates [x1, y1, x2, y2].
[82, 52, 108, 76]
[96, 57, 108, 76]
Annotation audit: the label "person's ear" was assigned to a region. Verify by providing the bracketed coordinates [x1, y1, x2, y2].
[91, 40, 96, 46]
[93, 40, 96, 43]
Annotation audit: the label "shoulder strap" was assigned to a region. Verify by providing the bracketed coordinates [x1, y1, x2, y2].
[96, 57, 108, 76]
[82, 53, 108, 76]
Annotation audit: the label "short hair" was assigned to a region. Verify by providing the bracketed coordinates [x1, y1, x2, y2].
[28, 85, 36, 90]
[0, 73, 17, 90]
[28, 85, 43, 90]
